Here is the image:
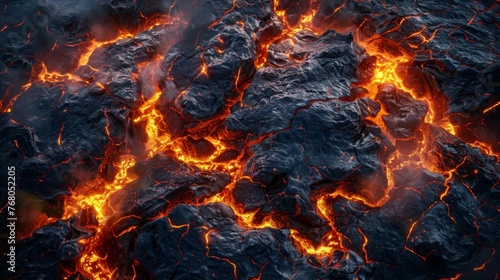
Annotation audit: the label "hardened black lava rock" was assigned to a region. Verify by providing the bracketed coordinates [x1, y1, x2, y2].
[226, 30, 370, 136]
[0, 209, 97, 280]
[0, 0, 202, 112]
[230, 94, 390, 244]
[132, 202, 363, 280]
[227, 30, 388, 244]
[376, 84, 428, 139]
[157, 0, 282, 133]
[313, 0, 500, 152]
[0, 0, 499, 280]
[0, 8, 184, 208]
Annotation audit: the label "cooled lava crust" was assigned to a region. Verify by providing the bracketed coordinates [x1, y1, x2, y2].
[0, 0, 499, 279]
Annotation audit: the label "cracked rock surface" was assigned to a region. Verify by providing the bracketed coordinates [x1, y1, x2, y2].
[0, 0, 499, 279]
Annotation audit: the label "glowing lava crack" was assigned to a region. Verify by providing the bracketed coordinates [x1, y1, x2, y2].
[1, 0, 499, 280]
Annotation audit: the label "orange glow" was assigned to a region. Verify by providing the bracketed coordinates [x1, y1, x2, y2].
[483, 101, 500, 114]
[132, 91, 239, 171]
[57, 123, 64, 146]
[77, 19, 167, 68]
[200, 61, 208, 76]
[255, 44, 270, 69]
[78, 250, 114, 280]
[77, 33, 134, 67]
[35, 61, 85, 85]
[29, 2, 492, 278]
[256, 0, 320, 69]
[17, 19, 172, 94]
[405, 27, 438, 49]
[359, 38, 457, 135]
[356, 38, 460, 200]
[273, 0, 319, 36]
[62, 155, 137, 280]
[469, 141, 499, 158]
[258, 1, 468, 262]
[62, 155, 137, 222]
[290, 229, 339, 261]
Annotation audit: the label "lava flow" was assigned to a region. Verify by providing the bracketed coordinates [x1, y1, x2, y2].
[1, 0, 499, 279]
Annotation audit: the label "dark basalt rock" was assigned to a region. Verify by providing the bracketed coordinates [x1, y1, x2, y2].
[227, 30, 368, 136]
[314, 0, 500, 152]
[430, 126, 500, 249]
[406, 202, 479, 273]
[230, 93, 390, 243]
[0, 19, 184, 206]
[134, 203, 363, 280]
[376, 84, 428, 139]
[0, 0, 499, 279]
[0, 209, 97, 280]
[0, 0, 194, 112]
[275, 0, 311, 28]
[107, 153, 231, 220]
[157, 0, 282, 127]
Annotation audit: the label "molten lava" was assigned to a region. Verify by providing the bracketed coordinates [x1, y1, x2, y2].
[7, 1, 498, 279]
[62, 155, 138, 222]
[64, 1, 471, 273]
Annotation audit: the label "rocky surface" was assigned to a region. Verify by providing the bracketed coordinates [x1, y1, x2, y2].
[313, 0, 500, 152]
[0, 0, 499, 279]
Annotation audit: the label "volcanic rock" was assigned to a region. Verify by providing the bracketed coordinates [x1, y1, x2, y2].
[1, 1, 499, 279]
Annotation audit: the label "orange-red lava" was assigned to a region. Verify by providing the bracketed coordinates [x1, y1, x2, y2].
[15, 2, 497, 279]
